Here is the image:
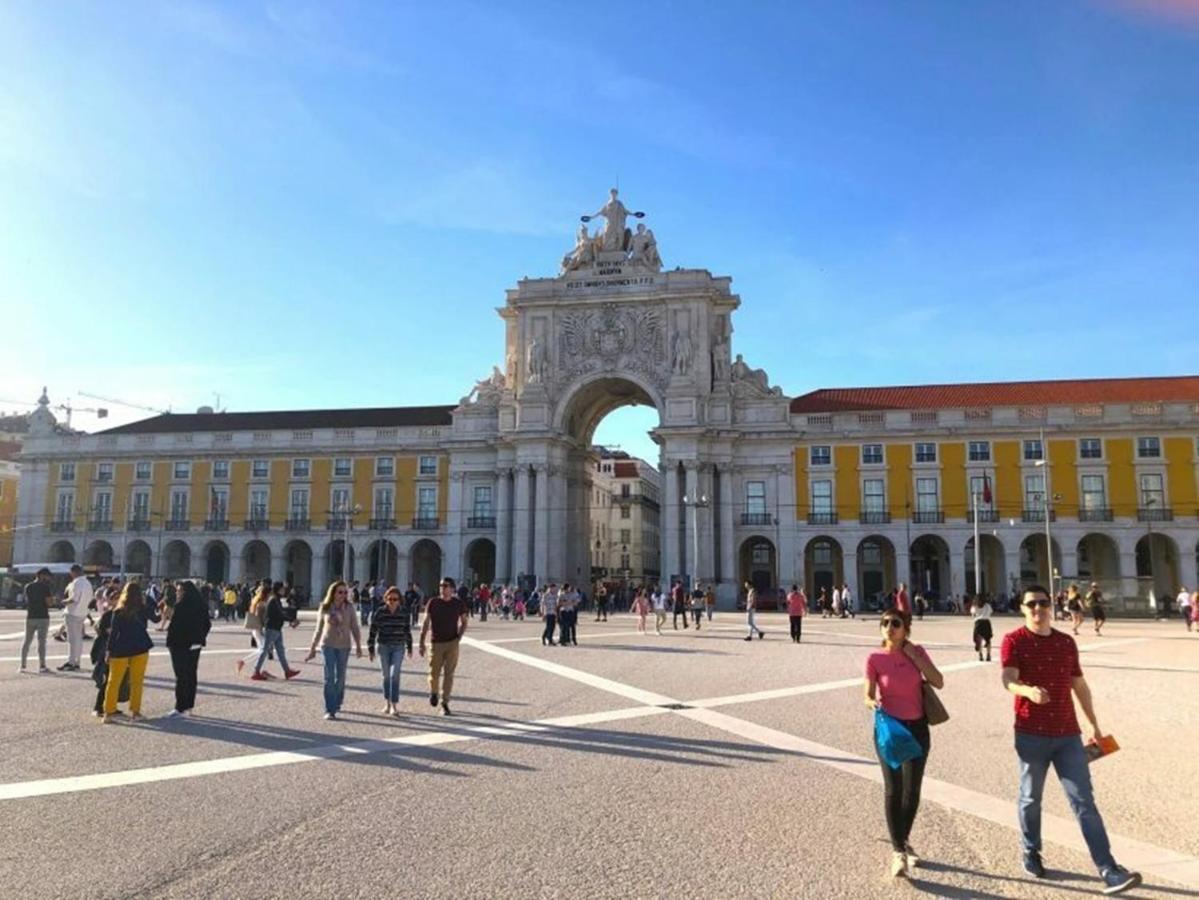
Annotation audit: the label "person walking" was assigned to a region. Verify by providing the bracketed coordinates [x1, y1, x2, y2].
[19, 568, 53, 673]
[671, 580, 689, 630]
[704, 584, 717, 623]
[1000, 585, 1142, 894]
[305, 581, 363, 720]
[632, 589, 649, 633]
[894, 582, 911, 616]
[237, 585, 268, 675]
[832, 584, 843, 619]
[689, 583, 705, 630]
[58, 564, 93, 671]
[842, 583, 855, 619]
[368, 586, 413, 717]
[559, 583, 579, 646]
[513, 591, 526, 621]
[101, 581, 160, 723]
[90, 604, 123, 717]
[651, 585, 668, 635]
[864, 608, 944, 879]
[816, 586, 829, 618]
[786, 584, 807, 643]
[222, 583, 238, 622]
[1086, 582, 1107, 636]
[250, 585, 301, 682]
[1066, 584, 1084, 635]
[165, 581, 211, 718]
[419, 577, 469, 715]
[540, 583, 560, 646]
[1177, 587, 1192, 632]
[971, 595, 993, 662]
[595, 583, 609, 622]
[744, 583, 766, 641]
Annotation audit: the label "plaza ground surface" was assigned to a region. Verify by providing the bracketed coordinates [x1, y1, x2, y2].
[1, 608, 1197, 899]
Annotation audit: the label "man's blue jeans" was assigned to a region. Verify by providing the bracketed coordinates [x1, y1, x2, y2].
[1015, 732, 1115, 872]
[254, 628, 290, 674]
[377, 643, 405, 703]
[322, 647, 350, 714]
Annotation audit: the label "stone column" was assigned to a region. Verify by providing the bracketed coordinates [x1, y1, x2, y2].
[512, 466, 532, 583]
[546, 464, 568, 583]
[1005, 547, 1022, 598]
[495, 468, 513, 584]
[698, 463, 715, 584]
[682, 461, 699, 584]
[444, 471, 466, 580]
[775, 464, 797, 586]
[896, 548, 913, 595]
[948, 543, 965, 600]
[661, 460, 680, 586]
[532, 464, 549, 585]
[842, 550, 858, 598]
[718, 464, 735, 604]
[396, 550, 411, 589]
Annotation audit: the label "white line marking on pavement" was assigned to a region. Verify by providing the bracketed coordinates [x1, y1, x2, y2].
[478, 631, 646, 644]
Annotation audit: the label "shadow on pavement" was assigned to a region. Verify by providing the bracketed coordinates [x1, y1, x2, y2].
[916, 859, 1197, 898]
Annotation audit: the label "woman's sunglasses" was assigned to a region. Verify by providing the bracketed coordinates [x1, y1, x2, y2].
[880, 618, 904, 630]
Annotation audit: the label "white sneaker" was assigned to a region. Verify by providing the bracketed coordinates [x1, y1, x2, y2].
[164, 710, 183, 718]
[890, 851, 909, 879]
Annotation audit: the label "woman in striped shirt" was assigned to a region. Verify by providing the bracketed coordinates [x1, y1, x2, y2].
[368, 586, 414, 717]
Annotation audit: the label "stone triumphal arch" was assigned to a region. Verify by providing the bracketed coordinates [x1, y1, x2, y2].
[448, 190, 791, 601]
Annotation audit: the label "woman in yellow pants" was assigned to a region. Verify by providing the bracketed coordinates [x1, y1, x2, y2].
[103, 581, 160, 723]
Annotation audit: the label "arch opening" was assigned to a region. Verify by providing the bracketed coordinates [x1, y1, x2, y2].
[284, 540, 313, 600]
[125, 540, 152, 577]
[411, 539, 442, 597]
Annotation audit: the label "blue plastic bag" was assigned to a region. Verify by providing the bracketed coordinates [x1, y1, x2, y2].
[875, 709, 924, 769]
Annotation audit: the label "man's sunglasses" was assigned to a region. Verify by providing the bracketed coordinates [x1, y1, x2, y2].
[880, 618, 904, 629]
[1023, 599, 1052, 609]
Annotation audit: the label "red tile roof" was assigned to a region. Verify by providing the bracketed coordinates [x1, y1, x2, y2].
[789, 375, 1199, 414]
[0, 440, 22, 462]
[98, 405, 456, 435]
[613, 460, 640, 478]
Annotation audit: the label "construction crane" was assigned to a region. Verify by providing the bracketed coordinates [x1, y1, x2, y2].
[78, 391, 171, 417]
[0, 395, 107, 430]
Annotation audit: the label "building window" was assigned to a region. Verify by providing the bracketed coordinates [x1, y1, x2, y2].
[620, 483, 631, 498]
[810, 480, 833, 514]
[1136, 437, 1161, 459]
[134, 461, 152, 480]
[290, 488, 309, 518]
[208, 488, 228, 519]
[169, 490, 189, 521]
[1023, 439, 1043, 461]
[375, 456, 394, 477]
[92, 491, 112, 521]
[131, 490, 150, 521]
[473, 486, 492, 518]
[1079, 438, 1102, 460]
[252, 459, 270, 479]
[969, 475, 993, 510]
[59, 462, 75, 483]
[620, 528, 631, 545]
[419, 456, 437, 475]
[55, 491, 75, 521]
[862, 479, 885, 513]
[620, 553, 631, 570]
[812, 540, 832, 565]
[1081, 475, 1106, 511]
[809, 446, 831, 466]
[292, 458, 310, 479]
[1139, 473, 1164, 508]
[620, 506, 631, 519]
[967, 441, 990, 462]
[212, 460, 230, 480]
[333, 457, 352, 478]
[417, 486, 437, 519]
[1024, 474, 1045, 511]
[861, 444, 883, 465]
[915, 443, 937, 463]
[745, 481, 766, 516]
[374, 486, 394, 518]
[173, 461, 191, 480]
[331, 487, 351, 514]
[250, 489, 268, 520]
[95, 462, 114, 482]
[915, 477, 938, 512]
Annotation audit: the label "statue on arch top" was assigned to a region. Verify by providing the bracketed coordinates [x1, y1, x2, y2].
[582, 187, 644, 252]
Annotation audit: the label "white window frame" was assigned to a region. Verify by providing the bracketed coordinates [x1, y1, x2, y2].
[1024, 473, 1045, 511]
[1138, 472, 1165, 508]
[95, 461, 114, 483]
[208, 487, 229, 520]
[211, 459, 230, 480]
[330, 486, 351, 515]
[373, 486, 394, 518]
[1022, 439, 1043, 462]
[130, 490, 151, 522]
[418, 455, 437, 476]
[967, 441, 991, 462]
[291, 458, 311, 479]
[914, 442, 937, 464]
[134, 460, 152, 481]
[1135, 436, 1161, 460]
[251, 459, 270, 479]
[861, 444, 884, 465]
[745, 480, 767, 516]
[289, 488, 310, 518]
[55, 490, 75, 521]
[1078, 438, 1103, 460]
[809, 445, 831, 467]
[59, 462, 75, 483]
[862, 478, 885, 513]
[172, 460, 192, 481]
[249, 488, 269, 521]
[915, 476, 939, 512]
[91, 489, 113, 521]
[1081, 474, 1106, 512]
[375, 456, 394, 477]
[810, 479, 833, 514]
[333, 457, 353, 478]
[472, 485, 492, 518]
[417, 485, 437, 518]
[169, 489, 189, 521]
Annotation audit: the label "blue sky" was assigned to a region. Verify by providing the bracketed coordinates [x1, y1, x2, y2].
[2, 1, 1197, 464]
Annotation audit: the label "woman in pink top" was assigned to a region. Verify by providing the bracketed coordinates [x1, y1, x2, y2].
[786, 584, 807, 643]
[631, 589, 649, 633]
[862, 609, 944, 879]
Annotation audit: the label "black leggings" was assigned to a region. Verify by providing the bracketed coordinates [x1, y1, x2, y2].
[789, 615, 803, 641]
[874, 717, 930, 852]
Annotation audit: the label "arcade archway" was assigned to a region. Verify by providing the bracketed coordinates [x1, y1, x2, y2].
[465, 538, 496, 587]
[204, 541, 229, 584]
[242, 540, 271, 583]
[411, 539, 442, 596]
[857, 535, 896, 608]
[125, 540, 152, 577]
[163, 540, 191, 579]
[83, 540, 114, 568]
[49, 540, 76, 563]
[804, 536, 842, 600]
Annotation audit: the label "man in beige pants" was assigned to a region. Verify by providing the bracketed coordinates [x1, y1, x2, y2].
[419, 576, 469, 716]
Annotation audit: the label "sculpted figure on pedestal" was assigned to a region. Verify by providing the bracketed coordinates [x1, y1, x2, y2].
[731, 353, 782, 397]
[671, 328, 693, 376]
[711, 337, 730, 384]
[460, 365, 507, 407]
[628, 224, 662, 271]
[526, 337, 547, 385]
[581, 188, 644, 252]
[561, 223, 597, 274]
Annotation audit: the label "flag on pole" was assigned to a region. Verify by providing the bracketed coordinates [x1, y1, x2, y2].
[982, 475, 992, 505]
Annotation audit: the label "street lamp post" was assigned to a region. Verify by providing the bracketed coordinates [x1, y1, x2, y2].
[683, 492, 709, 592]
[1143, 495, 1159, 617]
[1034, 432, 1060, 598]
[340, 502, 363, 583]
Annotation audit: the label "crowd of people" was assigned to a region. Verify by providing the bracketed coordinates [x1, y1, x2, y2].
[16, 564, 1197, 894]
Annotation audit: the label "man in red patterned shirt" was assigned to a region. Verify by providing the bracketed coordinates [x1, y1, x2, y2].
[1000, 585, 1141, 895]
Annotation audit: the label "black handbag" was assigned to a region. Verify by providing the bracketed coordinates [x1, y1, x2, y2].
[922, 681, 949, 726]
